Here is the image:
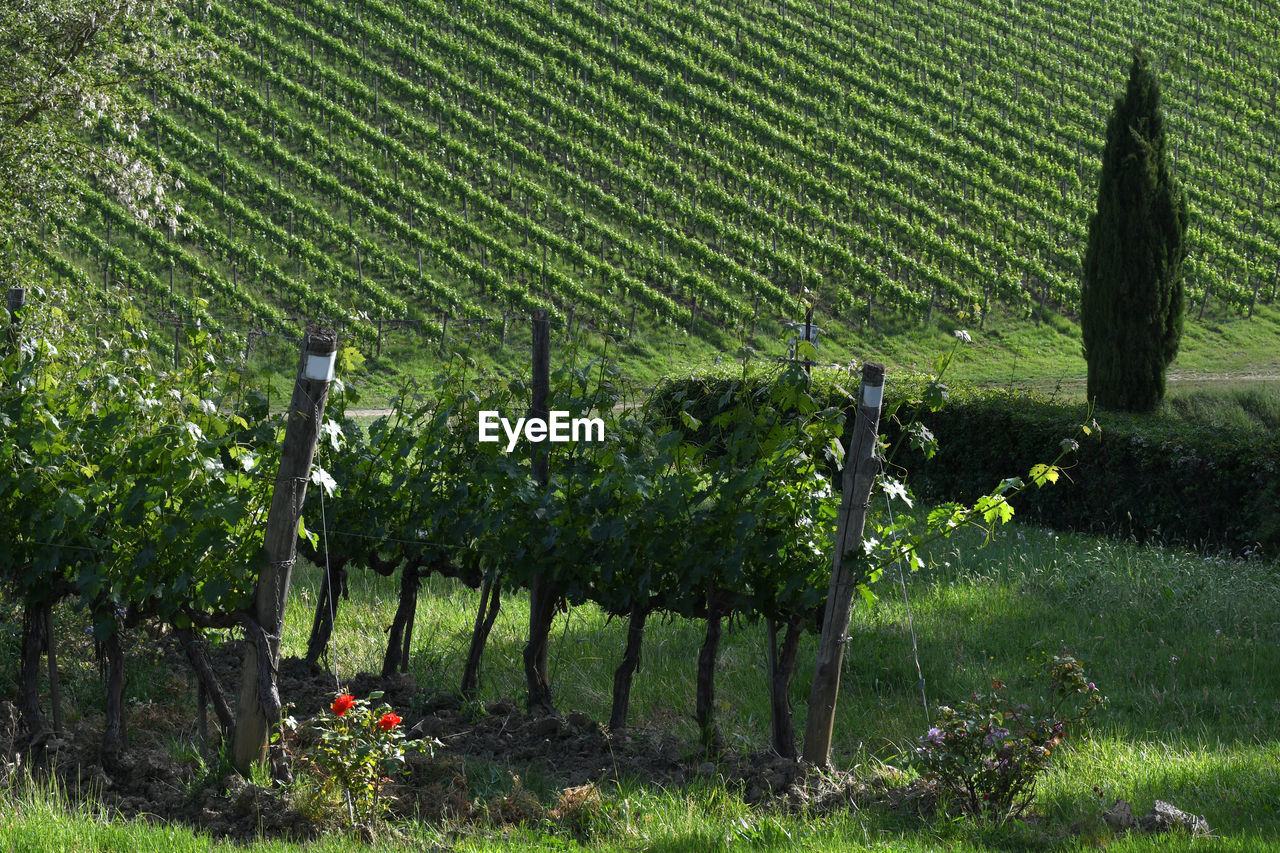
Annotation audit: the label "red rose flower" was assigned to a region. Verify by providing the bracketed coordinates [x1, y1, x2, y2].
[331, 693, 355, 716]
[377, 712, 401, 731]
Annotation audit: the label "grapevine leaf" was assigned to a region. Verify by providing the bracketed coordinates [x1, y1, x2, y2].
[1029, 463, 1060, 487]
[311, 466, 337, 496]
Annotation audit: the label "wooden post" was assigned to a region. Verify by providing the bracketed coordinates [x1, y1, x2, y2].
[802, 362, 885, 767]
[232, 327, 338, 776]
[523, 310, 556, 715]
[376, 315, 384, 358]
[530, 313, 549, 488]
[628, 304, 637, 337]
[6, 287, 24, 353]
[802, 304, 814, 378]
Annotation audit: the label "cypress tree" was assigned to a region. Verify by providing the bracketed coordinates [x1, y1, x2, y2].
[1081, 49, 1188, 412]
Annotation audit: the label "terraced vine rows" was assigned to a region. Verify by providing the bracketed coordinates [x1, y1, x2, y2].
[42, 0, 1280, 338]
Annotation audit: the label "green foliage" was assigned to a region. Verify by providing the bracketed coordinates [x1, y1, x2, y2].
[23, 0, 1280, 371]
[661, 367, 1280, 554]
[1081, 49, 1188, 413]
[892, 387, 1280, 555]
[317, 348, 846, 626]
[906, 653, 1105, 822]
[306, 334, 1076, 754]
[0, 0, 202, 249]
[0, 296, 275, 631]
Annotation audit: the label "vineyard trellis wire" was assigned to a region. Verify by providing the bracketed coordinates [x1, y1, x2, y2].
[3, 288, 1086, 772]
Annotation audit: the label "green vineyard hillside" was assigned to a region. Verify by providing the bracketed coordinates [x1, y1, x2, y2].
[35, 0, 1280, 356]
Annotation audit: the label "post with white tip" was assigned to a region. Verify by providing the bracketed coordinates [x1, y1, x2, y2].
[5, 287, 24, 355]
[803, 361, 886, 767]
[233, 325, 338, 777]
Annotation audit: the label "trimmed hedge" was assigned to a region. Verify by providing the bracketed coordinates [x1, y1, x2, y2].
[652, 366, 1280, 555]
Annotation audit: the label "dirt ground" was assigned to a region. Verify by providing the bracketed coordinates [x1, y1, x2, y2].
[5, 636, 893, 842]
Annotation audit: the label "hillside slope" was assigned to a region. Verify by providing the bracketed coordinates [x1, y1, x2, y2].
[32, 0, 1280, 363]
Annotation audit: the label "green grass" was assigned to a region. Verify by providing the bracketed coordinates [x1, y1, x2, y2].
[237, 300, 1280, 415]
[0, 774, 361, 852]
[1161, 382, 1280, 431]
[291, 521, 1280, 847]
[6, 508, 1280, 849]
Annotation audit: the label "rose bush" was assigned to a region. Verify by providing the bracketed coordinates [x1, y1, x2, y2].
[906, 653, 1104, 822]
[294, 690, 427, 824]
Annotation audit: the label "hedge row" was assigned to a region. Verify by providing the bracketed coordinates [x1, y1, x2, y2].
[653, 367, 1280, 555]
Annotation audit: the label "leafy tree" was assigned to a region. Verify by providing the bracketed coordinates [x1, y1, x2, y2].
[1081, 49, 1188, 413]
[0, 0, 203, 266]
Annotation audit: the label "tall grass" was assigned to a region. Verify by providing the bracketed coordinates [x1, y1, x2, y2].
[6, 519, 1280, 849]
[1162, 382, 1280, 431]
[0, 769, 379, 852]
[283, 522, 1280, 755]
[275, 518, 1280, 848]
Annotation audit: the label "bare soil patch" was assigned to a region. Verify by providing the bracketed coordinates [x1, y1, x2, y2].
[10, 636, 918, 842]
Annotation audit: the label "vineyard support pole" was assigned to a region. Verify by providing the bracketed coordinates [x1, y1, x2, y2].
[232, 327, 338, 777]
[802, 362, 885, 767]
[6, 287, 24, 354]
[523, 310, 557, 715]
[803, 303, 814, 379]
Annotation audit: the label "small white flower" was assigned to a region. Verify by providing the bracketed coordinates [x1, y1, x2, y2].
[953, 329, 972, 344]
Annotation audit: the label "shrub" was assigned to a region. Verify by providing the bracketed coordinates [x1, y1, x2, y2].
[906, 654, 1105, 822]
[651, 368, 1280, 554]
[289, 690, 427, 824]
[896, 387, 1280, 554]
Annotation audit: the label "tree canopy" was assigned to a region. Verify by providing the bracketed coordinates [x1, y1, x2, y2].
[0, 0, 203, 273]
